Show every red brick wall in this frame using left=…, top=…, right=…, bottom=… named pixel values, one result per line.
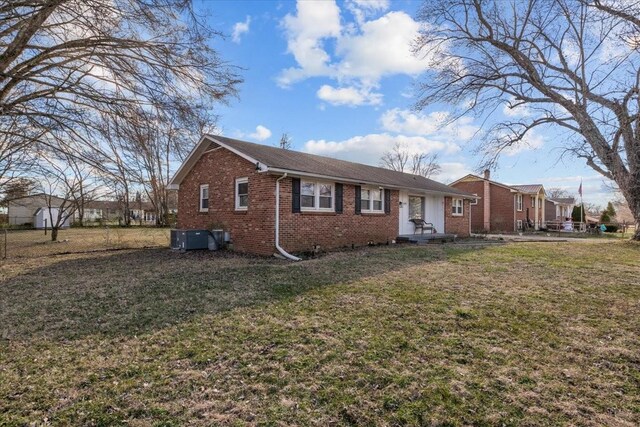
left=177, top=148, right=400, bottom=255
left=451, top=180, right=484, bottom=232
left=514, top=194, right=527, bottom=229
left=177, top=148, right=277, bottom=255
left=545, top=200, right=557, bottom=221
left=444, top=197, right=471, bottom=237
left=452, top=179, right=531, bottom=232
left=278, top=178, right=399, bottom=253
left=489, top=185, right=515, bottom=232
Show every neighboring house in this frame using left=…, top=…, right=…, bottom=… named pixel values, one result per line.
left=169, top=135, right=475, bottom=256
left=510, top=184, right=546, bottom=229
left=545, top=197, right=575, bottom=222
left=75, top=197, right=178, bottom=225
left=7, top=194, right=72, bottom=229
left=450, top=171, right=547, bottom=232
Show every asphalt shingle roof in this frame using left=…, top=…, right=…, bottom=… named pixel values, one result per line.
left=549, top=197, right=575, bottom=205
left=511, top=184, right=544, bottom=194
left=210, top=135, right=473, bottom=197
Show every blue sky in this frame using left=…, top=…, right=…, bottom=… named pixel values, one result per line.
left=196, top=0, right=615, bottom=207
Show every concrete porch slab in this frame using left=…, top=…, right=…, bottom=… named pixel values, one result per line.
left=396, top=233, right=456, bottom=244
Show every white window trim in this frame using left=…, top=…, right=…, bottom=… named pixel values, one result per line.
left=361, top=186, right=384, bottom=213
left=470, top=194, right=478, bottom=205
left=516, top=194, right=523, bottom=211
left=300, top=180, right=334, bottom=212
left=235, top=177, right=248, bottom=211
left=452, top=198, right=464, bottom=216
left=531, top=196, right=536, bottom=208
left=199, top=184, right=209, bottom=212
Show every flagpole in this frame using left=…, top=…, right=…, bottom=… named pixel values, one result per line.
left=580, top=178, right=584, bottom=232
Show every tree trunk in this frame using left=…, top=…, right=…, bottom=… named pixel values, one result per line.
left=51, top=227, right=58, bottom=242
left=631, top=205, right=640, bottom=241
left=618, top=172, right=640, bottom=240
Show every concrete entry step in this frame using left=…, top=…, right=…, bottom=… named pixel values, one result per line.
left=396, top=233, right=456, bottom=244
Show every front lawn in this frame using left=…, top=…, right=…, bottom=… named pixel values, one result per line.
left=1, top=241, right=639, bottom=425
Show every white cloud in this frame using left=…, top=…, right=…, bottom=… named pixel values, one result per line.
left=232, top=16, right=251, bottom=44
left=433, top=162, right=473, bottom=184
left=346, top=0, right=389, bottom=25
left=303, top=133, right=459, bottom=166
left=334, top=11, right=429, bottom=83
left=501, top=131, right=545, bottom=156
left=238, top=125, right=272, bottom=142
left=279, top=0, right=341, bottom=86
left=349, top=0, right=389, bottom=12
left=380, top=108, right=479, bottom=141
left=278, top=2, right=431, bottom=105
left=533, top=174, right=617, bottom=206
left=317, top=84, right=383, bottom=106
left=502, top=97, right=532, bottom=118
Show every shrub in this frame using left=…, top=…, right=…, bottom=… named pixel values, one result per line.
left=603, top=224, right=618, bottom=233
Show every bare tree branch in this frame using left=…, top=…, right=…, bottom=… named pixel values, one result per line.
left=415, top=0, right=640, bottom=238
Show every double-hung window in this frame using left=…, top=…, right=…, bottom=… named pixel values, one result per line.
left=452, top=198, right=463, bottom=216
left=235, top=178, right=248, bottom=210
left=361, top=187, right=383, bottom=213
left=199, top=184, right=209, bottom=212
left=301, top=180, right=333, bottom=211
left=516, top=194, right=523, bottom=211
left=531, top=196, right=536, bottom=208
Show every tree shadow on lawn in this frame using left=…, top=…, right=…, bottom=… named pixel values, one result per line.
left=0, top=243, right=498, bottom=342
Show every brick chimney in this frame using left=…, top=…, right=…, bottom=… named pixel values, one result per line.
left=483, top=170, right=491, bottom=231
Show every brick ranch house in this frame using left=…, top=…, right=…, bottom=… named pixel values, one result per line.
left=450, top=171, right=547, bottom=232
left=169, top=135, right=476, bottom=257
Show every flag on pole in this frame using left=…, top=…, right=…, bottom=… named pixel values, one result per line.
left=578, top=180, right=583, bottom=197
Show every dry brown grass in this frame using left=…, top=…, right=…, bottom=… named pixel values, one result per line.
left=0, top=227, right=170, bottom=259
left=1, top=239, right=639, bottom=426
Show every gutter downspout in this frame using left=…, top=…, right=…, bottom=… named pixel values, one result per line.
left=514, top=194, right=517, bottom=232
left=275, top=173, right=301, bottom=261
left=469, top=199, right=472, bottom=236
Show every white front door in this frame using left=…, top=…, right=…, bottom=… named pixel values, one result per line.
left=424, top=195, right=445, bottom=233
left=399, top=191, right=412, bottom=235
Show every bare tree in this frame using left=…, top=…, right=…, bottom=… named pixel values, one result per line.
left=414, top=0, right=640, bottom=239
left=547, top=187, right=574, bottom=199
left=98, top=104, right=205, bottom=226
left=380, top=142, right=441, bottom=178
left=65, top=154, right=101, bottom=226
left=32, top=152, right=81, bottom=241
left=279, top=133, right=292, bottom=150
left=1, top=0, right=241, bottom=169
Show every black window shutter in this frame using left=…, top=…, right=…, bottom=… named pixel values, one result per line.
left=355, top=185, right=361, bottom=215
left=384, top=188, right=391, bottom=214
left=292, top=178, right=301, bottom=213
left=335, top=183, right=343, bottom=213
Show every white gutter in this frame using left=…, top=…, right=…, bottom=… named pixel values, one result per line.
left=275, top=173, right=301, bottom=261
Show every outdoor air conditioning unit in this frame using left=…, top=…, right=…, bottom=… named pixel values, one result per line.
left=170, top=229, right=210, bottom=250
